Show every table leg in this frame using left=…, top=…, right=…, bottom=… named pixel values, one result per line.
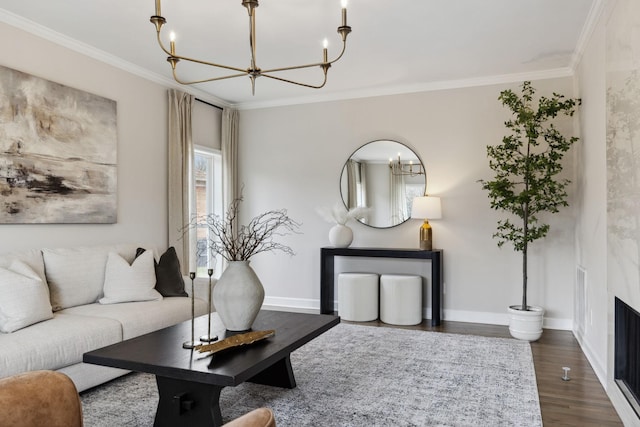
left=320, top=249, right=335, bottom=314
left=431, top=251, right=443, bottom=326
left=154, top=376, right=224, bottom=427
left=248, top=355, right=297, bottom=388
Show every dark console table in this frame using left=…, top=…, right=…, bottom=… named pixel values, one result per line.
left=320, top=247, right=443, bottom=326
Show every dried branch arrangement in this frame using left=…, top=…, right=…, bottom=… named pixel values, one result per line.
left=197, top=195, right=301, bottom=262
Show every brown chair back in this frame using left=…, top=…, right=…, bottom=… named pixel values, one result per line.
left=0, top=370, right=83, bottom=427
left=223, top=407, right=276, bottom=427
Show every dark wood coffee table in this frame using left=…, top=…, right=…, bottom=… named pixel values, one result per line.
left=83, top=310, right=339, bottom=426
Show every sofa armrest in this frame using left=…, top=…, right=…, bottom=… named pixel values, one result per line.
left=183, top=275, right=216, bottom=303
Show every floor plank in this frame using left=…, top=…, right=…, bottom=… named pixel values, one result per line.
left=347, top=319, right=623, bottom=426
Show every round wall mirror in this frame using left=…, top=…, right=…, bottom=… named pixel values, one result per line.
left=340, top=140, right=426, bottom=228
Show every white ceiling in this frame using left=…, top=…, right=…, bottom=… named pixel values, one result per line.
left=0, top=0, right=597, bottom=109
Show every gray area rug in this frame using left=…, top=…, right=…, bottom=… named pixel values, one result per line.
left=81, top=323, right=542, bottom=426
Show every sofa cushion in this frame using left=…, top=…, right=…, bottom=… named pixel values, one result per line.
left=136, top=247, right=188, bottom=297
left=43, top=245, right=138, bottom=311
left=0, top=249, right=46, bottom=285
left=57, top=362, right=129, bottom=394
left=0, top=313, right=122, bottom=379
left=99, top=251, right=162, bottom=305
left=60, top=297, right=208, bottom=340
left=0, top=260, right=53, bottom=333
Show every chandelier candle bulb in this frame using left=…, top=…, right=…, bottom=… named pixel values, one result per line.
left=169, top=32, right=176, bottom=55
left=342, top=0, right=348, bottom=26
left=323, top=39, right=328, bottom=63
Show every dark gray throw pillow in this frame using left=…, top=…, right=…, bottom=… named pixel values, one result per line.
left=135, top=247, right=188, bottom=297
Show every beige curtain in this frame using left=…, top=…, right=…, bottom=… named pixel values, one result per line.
left=346, top=160, right=358, bottom=209
left=222, top=108, right=239, bottom=225
left=389, top=164, right=408, bottom=225
left=167, top=89, right=196, bottom=275
left=346, top=160, right=367, bottom=209
left=220, top=108, right=239, bottom=272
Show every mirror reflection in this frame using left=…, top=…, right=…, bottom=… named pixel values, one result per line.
left=340, top=140, right=426, bottom=228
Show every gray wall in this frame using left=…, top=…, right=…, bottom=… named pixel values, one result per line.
left=239, top=80, right=578, bottom=328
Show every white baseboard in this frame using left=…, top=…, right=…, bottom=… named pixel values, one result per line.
left=572, top=328, right=607, bottom=385
left=263, top=296, right=572, bottom=330
left=573, top=330, right=639, bottom=425
left=543, top=317, right=573, bottom=330
left=441, top=309, right=508, bottom=325
left=263, top=296, right=319, bottom=314
left=442, top=309, right=571, bottom=330
left=606, top=380, right=640, bottom=426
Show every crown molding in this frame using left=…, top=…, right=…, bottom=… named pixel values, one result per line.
left=0, top=8, right=230, bottom=109
left=569, top=0, right=609, bottom=72
left=235, top=67, right=574, bottom=110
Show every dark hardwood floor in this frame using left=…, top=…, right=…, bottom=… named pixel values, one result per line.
left=348, top=318, right=623, bottom=426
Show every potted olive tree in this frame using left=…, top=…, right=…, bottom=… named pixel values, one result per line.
left=480, top=81, right=580, bottom=341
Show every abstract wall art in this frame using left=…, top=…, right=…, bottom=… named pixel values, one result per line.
left=0, top=65, right=117, bottom=223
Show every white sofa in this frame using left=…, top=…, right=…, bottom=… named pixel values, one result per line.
left=0, top=244, right=211, bottom=392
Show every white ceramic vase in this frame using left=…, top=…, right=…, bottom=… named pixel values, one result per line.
left=329, top=224, right=353, bottom=248
left=508, top=305, right=544, bottom=341
left=213, top=261, right=265, bottom=331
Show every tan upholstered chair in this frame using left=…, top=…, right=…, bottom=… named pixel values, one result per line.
left=0, top=370, right=273, bottom=427
left=224, top=407, right=276, bottom=427
left=0, top=370, right=83, bottom=427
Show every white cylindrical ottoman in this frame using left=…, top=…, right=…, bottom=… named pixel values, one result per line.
left=338, top=273, right=379, bottom=322
left=380, top=274, right=422, bottom=325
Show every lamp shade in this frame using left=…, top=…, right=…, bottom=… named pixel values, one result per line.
left=411, top=196, right=442, bottom=220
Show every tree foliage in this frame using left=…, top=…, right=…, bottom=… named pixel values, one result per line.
left=479, top=81, right=580, bottom=309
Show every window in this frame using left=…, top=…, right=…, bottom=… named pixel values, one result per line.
left=194, top=146, right=222, bottom=278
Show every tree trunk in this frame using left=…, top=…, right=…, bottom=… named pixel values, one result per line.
left=522, top=137, right=531, bottom=311
left=522, top=236, right=528, bottom=311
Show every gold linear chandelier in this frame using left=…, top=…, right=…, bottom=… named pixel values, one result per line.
left=389, top=154, right=425, bottom=177
left=150, top=0, right=352, bottom=95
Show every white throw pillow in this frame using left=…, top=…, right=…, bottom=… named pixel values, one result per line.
left=99, top=250, right=162, bottom=304
left=43, top=246, right=112, bottom=311
left=0, top=249, right=47, bottom=285
left=43, top=244, right=139, bottom=311
left=0, top=260, right=53, bottom=333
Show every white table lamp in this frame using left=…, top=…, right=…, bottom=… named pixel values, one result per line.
left=411, top=196, right=442, bottom=250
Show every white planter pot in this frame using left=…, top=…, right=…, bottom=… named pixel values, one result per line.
left=329, top=224, right=353, bottom=248
left=213, top=261, right=265, bottom=331
left=508, top=305, right=544, bottom=341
